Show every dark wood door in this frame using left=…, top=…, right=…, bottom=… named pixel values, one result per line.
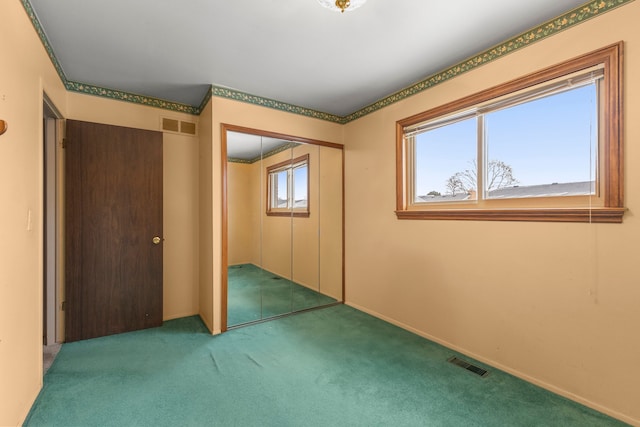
left=65, top=120, right=163, bottom=342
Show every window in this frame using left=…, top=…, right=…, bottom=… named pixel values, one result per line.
left=396, top=43, right=624, bottom=223
left=266, top=154, right=310, bottom=217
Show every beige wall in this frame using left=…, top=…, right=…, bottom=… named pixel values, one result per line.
left=163, top=132, right=200, bottom=320
left=227, top=161, right=260, bottom=266
left=0, top=1, right=67, bottom=425
left=318, top=146, right=343, bottom=300
left=343, top=3, right=640, bottom=424
left=198, top=100, right=215, bottom=332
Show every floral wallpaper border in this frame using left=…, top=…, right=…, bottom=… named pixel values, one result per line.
left=212, top=86, right=343, bottom=123
left=341, top=0, right=633, bottom=123
left=65, top=81, right=201, bottom=115
left=23, top=0, right=633, bottom=122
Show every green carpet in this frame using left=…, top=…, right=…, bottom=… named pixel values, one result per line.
left=227, top=264, right=337, bottom=327
left=25, top=305, right=627, bottom=427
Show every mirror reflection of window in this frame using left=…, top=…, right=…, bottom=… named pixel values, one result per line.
left=293, top=163, right=308, bottom=209
left=266, top=154, right=310, bottom=217
left=273, top=170, right=288, bottom=208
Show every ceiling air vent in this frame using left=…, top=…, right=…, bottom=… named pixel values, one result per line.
left=160, top=117, right=198, bottom=137
left=448, top=356, right=489, bottom=377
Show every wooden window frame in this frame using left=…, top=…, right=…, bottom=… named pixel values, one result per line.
left=266, top=154, right=310, bottom=218
left=395, top=42, right=625, bottom=223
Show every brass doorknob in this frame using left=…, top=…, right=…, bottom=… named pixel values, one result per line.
left=152, top=236, right=162, bottom=245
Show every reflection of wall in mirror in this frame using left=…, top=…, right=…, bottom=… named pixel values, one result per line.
left=319, top=146, right=343, bottom=300
left=227, top=161, right=260, bottom=266
left=288, top=145, right=319, bottom=290
left=227, top=143, right=342, bottom=299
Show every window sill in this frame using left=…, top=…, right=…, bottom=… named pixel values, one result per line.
left=266, top=211, right=310, bottom=218
left=395, top=207, right=625, bottom=223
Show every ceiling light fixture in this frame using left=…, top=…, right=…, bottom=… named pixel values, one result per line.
left=317, top=0, right=367, bottom=13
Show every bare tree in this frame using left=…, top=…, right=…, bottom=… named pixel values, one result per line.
left=446, top=159, right=518, bottom=195
left=445, top=174, right=466, bottom=196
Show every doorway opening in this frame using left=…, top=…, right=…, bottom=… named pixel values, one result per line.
left=43, top=93, right=63, bottom=373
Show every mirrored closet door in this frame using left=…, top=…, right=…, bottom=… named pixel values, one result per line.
left=223, top=125, right=343, bottom=329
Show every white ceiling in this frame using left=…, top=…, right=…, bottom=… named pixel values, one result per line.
left=226, top=132, right=292, bottom=161
left=29, top=0, right=588, bottom=117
